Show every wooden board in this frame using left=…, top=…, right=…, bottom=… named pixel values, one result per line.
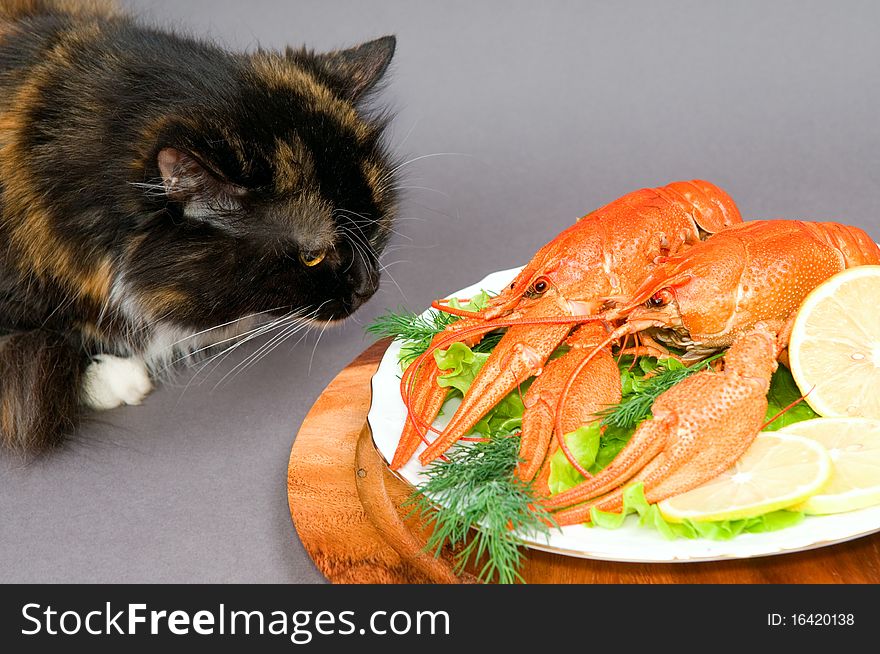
left=287, top=339, right=880, bottom=583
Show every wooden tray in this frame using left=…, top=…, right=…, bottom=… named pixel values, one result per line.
left=287, top=339, right=880, bottom=583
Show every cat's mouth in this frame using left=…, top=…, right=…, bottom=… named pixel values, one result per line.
left=310, top=293, right=374, bottom=323
left=261, top=291, right=374, bottom=328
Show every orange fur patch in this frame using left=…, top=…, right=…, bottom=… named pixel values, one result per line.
left=250, top=54, right=369, bottom=142
left=361, top=159, right=389, bottom=205
left=0, top=0, right=119, bottom=21
left=144, top=288, right=189, bottom=317
left=0, top=58, right=113, bottom=305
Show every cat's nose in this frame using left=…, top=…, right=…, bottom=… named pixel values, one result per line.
left=348, top=272, right=379, bottom=310
left=353, top=275, right=379, bottom=302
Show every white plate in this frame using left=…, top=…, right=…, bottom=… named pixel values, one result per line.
left=368, top=266, right=880, bottom=563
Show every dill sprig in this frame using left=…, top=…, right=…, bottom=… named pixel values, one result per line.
left=600, top=352, right=726, bottom=430
left=367, top=300, right=503, bottom=365
left=404, top=435, right=555, bottom=584
left=367, top=308, right=459, bottom=364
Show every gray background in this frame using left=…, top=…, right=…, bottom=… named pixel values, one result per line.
left=2, top=0, right=878, bottom=583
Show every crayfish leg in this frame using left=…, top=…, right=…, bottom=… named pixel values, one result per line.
left=517, top=325, right=621, bottom=482
left=392, top=363, right=448, bottom=469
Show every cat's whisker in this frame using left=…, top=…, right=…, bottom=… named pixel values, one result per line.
left=401, top=199, right=458, bottom=221
left=252, top=317, right=317, bottom=365
left=335, top=228, right=368, bottom=275
left=178, top=310, right=309, bottom=394
left=338, top=224, right=378, bottom=264
left=287, top=319, right=317, bottom=353
left=376, top=261, right=407, bottom=301
left=379, top=242, right=440, bottom=259
left=242, top=310, right=322, bottom=373
left=165, top=321, right=272, bottom=369
left=394, top=117, right=420, bottom=151
left=389, top=185, right=452, bottom=199
left=380, top=152, right=474, bottom=183
left=335, top=208, right=413, bottom=250
left=335, top=219, right=408, bottom=301
left=378, top=227, right=413, bottom=242
left=165, top=315, right=284, bottom=369
left=335, top=209, right=378, bottom=238
left=308, top=317, right=332, bottom=375
left=341, top=224, right=372, bottom=257
left=189, top=308, right=307, bottom=372
left=211, top=301, right=329, bottom=388
left=379, top=259, right=410, bottom=268
left=211, top=319, right=309, bottom=388
left=214, top=302, right=324, bottom=373
left=165, top=306, right=290, bottom=352
left=128, top=181, right=171, bottom=197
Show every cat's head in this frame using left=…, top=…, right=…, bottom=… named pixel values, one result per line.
left=123, top=36, right=399, bottom=330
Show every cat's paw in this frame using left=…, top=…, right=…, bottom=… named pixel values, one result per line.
left=82, top=355, right=154, bottom=411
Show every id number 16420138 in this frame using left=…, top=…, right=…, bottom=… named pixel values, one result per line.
left=768, top=613, right=855, bottom=627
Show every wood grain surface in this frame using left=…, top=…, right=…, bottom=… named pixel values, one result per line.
left=287, top=339, right=880, bottom=584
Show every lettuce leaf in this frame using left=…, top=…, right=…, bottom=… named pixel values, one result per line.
left=589, top=483, right=805, bottom=540
left=473, top=390, right=527, bottom=437
left=448, top=290, right=491, bottom=313
left=548, top=425, right=601, bottom=495
left=763, top=366, right=819, bottom=431
left=434, top=342, right=490, bottom=397
left=548, top=422, right=636, bottom=495
left=433, top=342, right=528, bottom=438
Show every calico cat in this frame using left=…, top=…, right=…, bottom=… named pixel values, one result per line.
left=0, top=0, right=399, bottom=453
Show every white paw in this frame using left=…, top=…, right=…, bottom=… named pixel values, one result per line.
left=82, top=355, right=154, bottom=411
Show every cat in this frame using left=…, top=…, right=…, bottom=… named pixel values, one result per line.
left=0, top=0, right=399, bottom=453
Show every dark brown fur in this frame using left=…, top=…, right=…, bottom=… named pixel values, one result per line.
left=0, top=0, right=399, bottom=453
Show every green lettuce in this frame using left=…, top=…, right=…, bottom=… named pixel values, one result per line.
left=589, top=483, right=805, bottom=540
left=448, top=290, right=491, bottom=313
left=618, top=355, right=681, bottom=395
left=433, top=342, right=528, bottom=438
left=763, top=366, right=819, bottom=430
left=473, top=390, right=527, bottom=437
left=434, top=342, right=490, bottom=397
left=548, top=423, right=634, bottom=495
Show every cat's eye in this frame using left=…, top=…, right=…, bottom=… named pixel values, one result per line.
left=299, top=251, right=326, bottom=267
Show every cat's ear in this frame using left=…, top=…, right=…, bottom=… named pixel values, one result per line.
left=312, top=36, right=396, bottom=102
left=157, top=148, right=242, bottom=203
left=158, top=148, right=207, bottom=199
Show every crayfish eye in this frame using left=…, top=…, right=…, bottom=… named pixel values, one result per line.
left=299, top=250, right=326, bottom=267
left=647, top=289, right=673, bottom=308
left=526, top=276, right=551, bottom=298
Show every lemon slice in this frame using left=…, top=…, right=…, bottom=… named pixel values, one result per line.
left=658, top=433, right=832, bottom=523
left=788, top=265, right=880, bottom=420
left=777, top=418, right=880, bottom=515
